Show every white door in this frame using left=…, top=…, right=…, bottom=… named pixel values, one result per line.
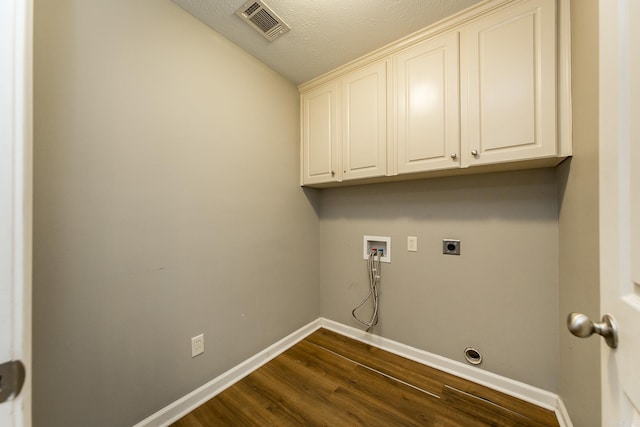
left=0, top=0, right=32, bottom=425
left=460, top=0, right=557, bottom=167
left=341, top=60, right=387, bottom=181
left=394, top=32, right=460, bottom=174
left=301, top=81, right=340, bottom=185
left=599, top=0, right=640, bottom=425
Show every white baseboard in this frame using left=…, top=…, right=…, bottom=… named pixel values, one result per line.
left=132, top=319, right=322, bottom=427
left=134, top=317, right=571, bottom=427
left=555, top=395, right=574, bottom=427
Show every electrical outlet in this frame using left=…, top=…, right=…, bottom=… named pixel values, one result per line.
left=191, top=334, right=204, bottom=358
left=407, top=236, right=418, bottom=252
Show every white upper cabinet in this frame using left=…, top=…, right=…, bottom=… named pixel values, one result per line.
left=393, top=32, right=460, bottom=174
left=460, top=0, right=557, bottom=166
left=301, top=61, right=387, bottom=185
left=341, top=61, right=388, bottom=181
left=299, top=0, right=570, bottom=187
left=301, top=81, right=339, bottom=185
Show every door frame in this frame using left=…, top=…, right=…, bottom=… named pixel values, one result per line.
left=0, top=0, right=33, bottom=425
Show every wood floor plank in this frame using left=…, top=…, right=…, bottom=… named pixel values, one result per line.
left=279, top=344, right=411, bottom=425
left=285, top=341, right=487, bottom=426
left=271, top=342, right=471, bottom=426
left=172, top=380, right=278, bottom=426
left=250, top=351, right=360, bottom=425
left=442, top=380, right=560, bottom=427
left=306, top=328, right=559, bottom=427
left=441, top=385, right=549, bottom=427
left=172, top=328, right=561, bottom=427
left=304, top=328, right=455, bottom=396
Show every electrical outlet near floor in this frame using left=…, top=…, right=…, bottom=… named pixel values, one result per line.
left=191, top=334, right=204, bottom=358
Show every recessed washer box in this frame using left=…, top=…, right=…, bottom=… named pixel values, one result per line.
left=363, top=235, right=391, bottom=263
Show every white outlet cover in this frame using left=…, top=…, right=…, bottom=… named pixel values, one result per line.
left=407, top=236, right=418, bottom=252
left=191, top=333, right=204, bottom=358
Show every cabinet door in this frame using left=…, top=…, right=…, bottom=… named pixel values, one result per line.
left=341, top=61, right=387, bottom=180
left=461, top=0, right=556, bottom=167
left=301, top=81, right=339, bottom=185
left=394, top=32, right=460, bottom=174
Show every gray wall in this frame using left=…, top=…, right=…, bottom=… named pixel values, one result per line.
left=319, top=170, right=560, bottom=391
left=32, top=1, right=320, bottom=426
left=32, top=0, right=599, bottom=425
left=557, top=0, right=601, bottom=425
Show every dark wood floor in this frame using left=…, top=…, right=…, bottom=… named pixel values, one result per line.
left=172, top=328, right=560, bottom=426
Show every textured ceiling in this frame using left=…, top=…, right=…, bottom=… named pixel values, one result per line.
left=172, top=0, right=483, bottom=85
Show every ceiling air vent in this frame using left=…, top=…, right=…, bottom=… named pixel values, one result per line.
left=235, top=0, right=290, bottom=41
